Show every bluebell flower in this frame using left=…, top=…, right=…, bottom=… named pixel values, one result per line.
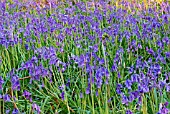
left=32, top=103, right=41, bottom=114
left=59, top=84, right=65, bottom=90
left=138, top=43, right=142, bottom=49
left=6, top=110, right=10, bottom=114
left=116, top=83, right=122, bottom=94
left=126, top=109, right=133, bottom=114
left=158, top=55, right=166, bottom=64
left=3, top=94, right=11, bottom=102
left=60, top=92, right=65, bottom=101
left=11, top=74, right=20, bottom=91
left=128, top=93, right=135, bottom=102
left=112, top=63, right=117, bottom=72
left=95, top=90, right=98, bottom=97
left=121, top=94, right=128, bottom=105
left=118, top=72, right=121, bottom=78
left=80, top=92, right=83, bottom=98
left=157, top=40, right=164, bottom=48
left=131, top=91, right=140, bottom=99
left=66, top=79, right=70, bottom=87
left=162, top=37, right=169, bottom=44
left=99, top=58, right=105, bottom=65
left=125, top=79, right=132, bottom=90
left=128, top=66, right=134, bottom=74
left=86, top=83, right=91, bottom=94
left=108, top=96, right=114, bottom=103
left=0, top=76, right=4, bottom=90
left=165, top=52, right=170, bottom=58
left=166, top=84, right=170, bottom=92
left=146, top=47, right=155, bottom=56
left=157, top=102, right=169, bottom=114
left=23, top=90, right=31, bottom=100
left=12, top=108, right=19, bottom=114
left=131, top=74, right=139, bottom=83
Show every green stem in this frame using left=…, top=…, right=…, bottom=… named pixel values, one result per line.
left=60, top=71, right=70, bottom=114
left=102, top=40, right=108, bottom=114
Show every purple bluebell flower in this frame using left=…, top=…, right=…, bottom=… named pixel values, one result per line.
left=60, top=92, right=65, bottom=100
left=125, top=79, right=132, bottom=90
left=138, top=43, right=142, bottom=49
left=0, top=76, right=4, bottom=90
left=158, top=55, right=166, bottom=64
left=25, top=44, right=29, bottom=50
left=116, top=83, right=122, bottom=94
left=0, top=59, right=2, bottom=65
left=162, top=14, right=169, bottom=24
left=137, top=95, right=142, bottom=105
left=136, top=58, right=142, bottom=69
left=128, top=66, right=134, bottom=74
left=99, top=58, right=105, bottom=65
left=95, top=68, right=103, bottom=88
left=59, top=84, right=65, bottom=90
left=112, top=63, right=117, bottom=72
left=3, top=94, right=11, bottom=102
left=12, top=108, right=19, bottom=114
left=32, top=103, right=41, bottom=114
left=126, top=110, right=133, bottom=114
left=141, top=80, right=149, bottom=92
left=114, top=54, right=119, bottom=63
left=105, top=77, right=109, bottom=85
left=154, top=51, right=160, bottom=70
left=148, top=58, right=152, bottom=64
left=66, top=79, right=70, bottom=87
left=105, top=68, right=110, bottom=77
left=146, top=47, right=155, bottom=56
left=166, top=84, right=170, bottom=92
left=158, top=102, right=169, bottom=114
left=121, top=94, right=129, bottom=105
left=6, top=110, right=10, bottom=114
left=96, top=90, right=99, bottom=97
left=118, top=72, right=121, bottom=78
left=158, top=107, right=170, bottom=114
left=131, top=74, right=139, bottom=83
left=86, top=86, right=90, bottom=95
left=157, top=40, right=164, bottom=48
left=131, top=91, right=140, bottom=99
left=11, top=74, right=20, bottom=91
left=92, top=44, right=98, bottom=52
left=162, top=37, right=169, bottom=44
left=128, top=93, right=135, bottom=102
left=108, top=96, right=114, bottom=103
left=23, top=90, right=31, bottom=100
left=80, top=92, right=83, bottom=98
left=165, top=52, right=170, bottom=58
left=164, top=102, right=169, bottom=107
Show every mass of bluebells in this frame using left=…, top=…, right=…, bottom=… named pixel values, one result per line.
left=0, top=0, right=170, bottom=113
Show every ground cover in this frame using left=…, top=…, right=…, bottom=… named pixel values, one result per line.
left=0, top=0, right=170, bottom=114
